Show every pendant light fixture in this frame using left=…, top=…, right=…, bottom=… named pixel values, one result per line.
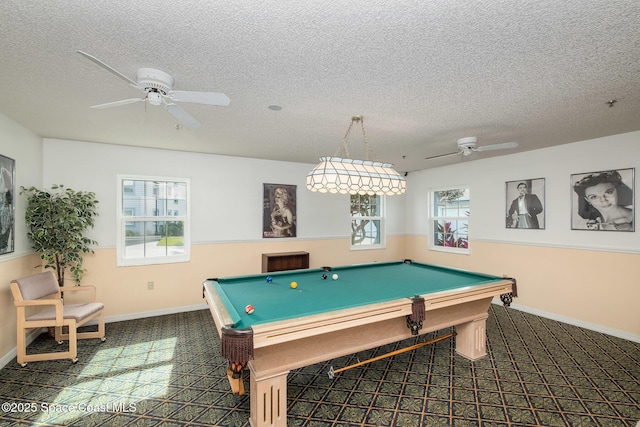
left=306, top=116, right=406, bottom=195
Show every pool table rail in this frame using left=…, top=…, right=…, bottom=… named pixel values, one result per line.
left=251, top=298, right=413, bottom=348
left=204, top=280, right=237, bottom=337
left=422, top=280, right=514, bottom=310
left=204, top=277, right=513, bottom=351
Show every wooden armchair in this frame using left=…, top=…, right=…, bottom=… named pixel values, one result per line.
left=10, top=271, right=106, bottom=366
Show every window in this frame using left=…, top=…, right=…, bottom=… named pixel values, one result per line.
left=429, top=187, right=469, bottom=253
left=350, top=194, right=385, bottom=249
left=117, top=175, right=190, bottom=266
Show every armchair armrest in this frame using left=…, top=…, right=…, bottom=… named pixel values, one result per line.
left=14, top=298, right=65, bottom=326
left=14, top=298, right=63, bottom=308
left=59, top=285, right=97, bottom=302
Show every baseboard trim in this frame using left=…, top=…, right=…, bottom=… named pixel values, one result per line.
left=0, top=328, right=46, bottom=369
left=492, top=299, right=640, bottom=343
left=104, top=303, right=208, bottom=324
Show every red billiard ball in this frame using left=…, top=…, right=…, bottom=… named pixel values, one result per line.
left=245, top=305, right=254, bottom=314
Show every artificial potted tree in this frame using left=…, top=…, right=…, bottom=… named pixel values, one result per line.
left=20, top=184, right=99, bottom=286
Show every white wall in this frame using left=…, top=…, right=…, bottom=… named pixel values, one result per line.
left=406, top=131, right=640, bottom=253
left=43, top=139, right=406, bottom=246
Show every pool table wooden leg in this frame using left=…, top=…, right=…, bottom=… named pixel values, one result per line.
left=454, top=314, right=489, bottom=361
left=226, top=368, right=245, bottom=395
left=249, top=362, right=289, bottom=427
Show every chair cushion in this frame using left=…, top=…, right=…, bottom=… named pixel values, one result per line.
left=14, top=271, right=59, bottom=300
left=26, top=303, right=104, bottom=322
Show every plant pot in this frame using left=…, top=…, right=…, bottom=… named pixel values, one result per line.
left=47, top=325, right=70, bottom=337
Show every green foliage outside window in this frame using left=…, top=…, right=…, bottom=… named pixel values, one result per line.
left=433, top=188, right=469, bottom=250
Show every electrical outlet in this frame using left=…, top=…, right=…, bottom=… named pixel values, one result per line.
left=147, top=281, right=154, bottom=290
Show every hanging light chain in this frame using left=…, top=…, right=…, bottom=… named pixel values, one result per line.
left=358, top=116, right=374, bottom=161
left=335, top=117, right=356, bottom=158
left=333, top=115, right=375, bottom=161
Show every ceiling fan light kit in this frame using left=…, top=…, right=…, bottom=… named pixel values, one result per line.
left=456, top=137, right=478, bottom=156
left=306, top=116, right=406, bottom=196
left=146, top=91, right=163, bottom=106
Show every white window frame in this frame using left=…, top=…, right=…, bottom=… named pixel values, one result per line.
left=428, top=186, right=470, bottom=254
left=350, top=194, right=386, bottom=250
left=116, top=175, right=190, bottom=266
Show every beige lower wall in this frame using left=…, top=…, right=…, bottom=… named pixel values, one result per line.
left=406, top=236, right=640, bottom=338
left=0, top=254, right=43, bottom=359
left=2, top=235, right=638, bottom=365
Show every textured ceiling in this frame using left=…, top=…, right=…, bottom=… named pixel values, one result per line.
left=1, top=0, right=639, bottom=172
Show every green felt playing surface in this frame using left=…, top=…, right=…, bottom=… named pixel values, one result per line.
left=206, top=260, right=503, bottom=329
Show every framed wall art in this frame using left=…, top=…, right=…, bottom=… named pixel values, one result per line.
left=571, top=168, right=634, bottom=231
left=505, top=178, right=545, bottom=229
left=0, top=154, right=15, bottom=254
left=263, top=183, right=297, bottom=238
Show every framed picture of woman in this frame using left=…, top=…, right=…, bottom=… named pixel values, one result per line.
left=263, top=184, right=297, bottom=238
left=571, top=168, right=634, bottom=231
left=0, top=154, right=16, bottom=255
left=505, top=178, right=545, bottom=229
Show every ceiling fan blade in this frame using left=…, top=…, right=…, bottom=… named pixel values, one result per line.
left=475, top=141, right=519, bottom=152
left=166, top=103, right=201, bottom=129
left=90, top=98, right=146, bottom=109
left=77, top=50, right=140, bottom=89
left=169, top=90, right=230, bottom=106
left=425, top=151, right=462, bottom=161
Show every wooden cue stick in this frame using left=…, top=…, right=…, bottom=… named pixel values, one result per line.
left=330, top=332, right=456, bottom=377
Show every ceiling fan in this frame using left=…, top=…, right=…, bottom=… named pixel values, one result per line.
left=77, top=50, right=230, bottom=129
left=425, top=137, right=519, bottom=160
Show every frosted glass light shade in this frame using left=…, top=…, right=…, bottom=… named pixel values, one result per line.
left=306, top=157, right=406, bottom=195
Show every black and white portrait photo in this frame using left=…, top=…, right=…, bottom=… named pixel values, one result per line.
left=263, top=184, right=297, bottom=238
left=571, top=168, right=634, bottom=231
left=0, top=154, right=15, bottom=255
left=506, top=178, right=545, bottom=229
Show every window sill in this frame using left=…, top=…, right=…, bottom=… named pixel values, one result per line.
left=117, top=256, right=191, bottom=267
left=428, top=245, right=470, bottom=255
left=350, top=244, right=386, bottom=251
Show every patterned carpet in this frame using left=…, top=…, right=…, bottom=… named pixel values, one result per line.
left=0, top=306, right=638, bottom=426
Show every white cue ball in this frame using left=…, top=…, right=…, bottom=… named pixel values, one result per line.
left=332, top=273, right=339, bottom=280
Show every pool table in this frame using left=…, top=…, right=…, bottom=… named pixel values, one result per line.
left=203, top=260, right=515, bottom=427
